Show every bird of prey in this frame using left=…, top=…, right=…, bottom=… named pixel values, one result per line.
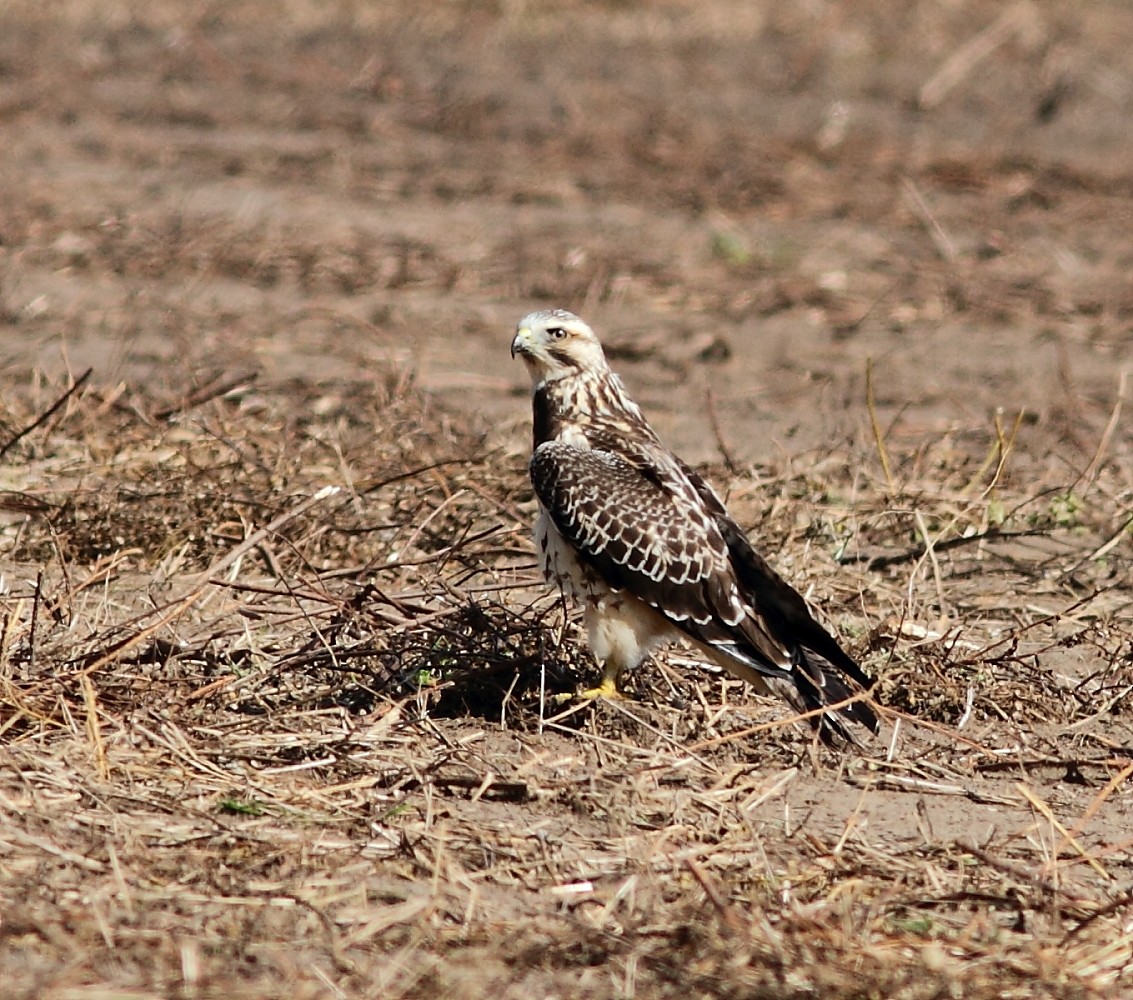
left=511, top=309, right=878, bottom=744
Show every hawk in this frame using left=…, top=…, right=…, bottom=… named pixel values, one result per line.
left=511, top=309, right=877, bottom=744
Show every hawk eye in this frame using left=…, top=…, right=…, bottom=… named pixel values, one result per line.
left=547, top=327, right=567, bottom=340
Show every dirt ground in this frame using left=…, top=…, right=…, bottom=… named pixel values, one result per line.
left=2, top=1, right=1132, bottom=997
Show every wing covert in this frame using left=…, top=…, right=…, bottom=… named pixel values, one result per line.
left=531, top=441, right=717, bottom=603
left=530, top=440, right=794, bottom=675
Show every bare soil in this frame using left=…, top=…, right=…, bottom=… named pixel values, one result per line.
left=1, top=2, right=1132, bottom=997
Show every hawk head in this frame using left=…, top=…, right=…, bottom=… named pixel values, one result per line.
left=511, top=309, right=608, bottom=385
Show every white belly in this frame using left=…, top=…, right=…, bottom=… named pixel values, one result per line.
left=535, top=505, right=679, bottom=672
left=585, top=593, right=676, bottom=672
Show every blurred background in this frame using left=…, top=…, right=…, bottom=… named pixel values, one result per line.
left=2, top=0, right=1131, bottom=467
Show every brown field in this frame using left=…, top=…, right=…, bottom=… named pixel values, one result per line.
left=2, top=2, right=1132, bottom=997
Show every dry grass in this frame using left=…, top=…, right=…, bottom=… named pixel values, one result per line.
left=1, top=355, right=1131, bottom=1000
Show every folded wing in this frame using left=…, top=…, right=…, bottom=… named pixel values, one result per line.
left=532, top=440, right=877, bottom=741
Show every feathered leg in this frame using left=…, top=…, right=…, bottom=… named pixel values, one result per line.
left=561, top=595, right=666, bottom=701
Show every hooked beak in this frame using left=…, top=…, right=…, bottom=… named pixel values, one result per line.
left=511, top=326, right=533, bottom=359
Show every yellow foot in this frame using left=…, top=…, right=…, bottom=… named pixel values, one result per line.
left=580, top=676, right=625, bottom=700
left=552, top=676, right=625, bottom=703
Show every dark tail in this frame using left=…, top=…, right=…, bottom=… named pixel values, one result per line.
left=679, top=463, right=878, bottom=744
left=789, top=648, right=879, bottom=746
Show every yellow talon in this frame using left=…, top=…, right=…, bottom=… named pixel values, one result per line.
left=553, top=669, right=625, bottom=703
left=577, top=675, right=625, bottom=700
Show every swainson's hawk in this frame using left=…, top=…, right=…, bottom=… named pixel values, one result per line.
left=511, top=309, right=877, bottom=744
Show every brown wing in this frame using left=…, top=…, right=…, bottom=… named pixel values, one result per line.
left=530, top=440, right=798, bottom=680
left=677, top=460, right=876, bottom=690
left=676, top=460, right=878, bottom=736
left=532, top=438, right=877, bottom=741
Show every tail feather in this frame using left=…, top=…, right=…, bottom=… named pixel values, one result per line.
left=778, top=649, right=878, bottom=746
left=702, top=639, right=878, bottom=746
left=799, top=648, right=879, bottom=743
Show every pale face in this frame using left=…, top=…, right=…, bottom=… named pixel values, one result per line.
left=511, top=309, right=608, bottom=386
